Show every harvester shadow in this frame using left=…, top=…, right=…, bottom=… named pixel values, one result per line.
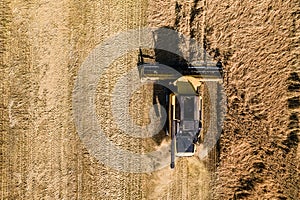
left=151, top=83, right=172, bottom=146
left=153, top=26, right=189, bottom=70
left=148, top=26, right=190, bottom=146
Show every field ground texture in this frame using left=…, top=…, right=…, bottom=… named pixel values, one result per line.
left=1, top=0, right=299, bottom=199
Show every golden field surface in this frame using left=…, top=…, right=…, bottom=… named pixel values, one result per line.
left=1, top=0, right=299, bottom=199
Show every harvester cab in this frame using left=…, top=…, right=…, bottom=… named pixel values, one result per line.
left=137, top=49, right=223, bottom=169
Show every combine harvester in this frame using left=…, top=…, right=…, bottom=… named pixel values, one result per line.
left=138, top=49, right=223, bottom=169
